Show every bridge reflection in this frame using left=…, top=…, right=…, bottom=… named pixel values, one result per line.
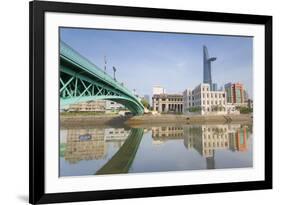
left=60, top=124, right=251, bottom=175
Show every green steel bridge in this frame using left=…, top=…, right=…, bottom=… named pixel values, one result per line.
left=60, top=41, right=145, bottom=115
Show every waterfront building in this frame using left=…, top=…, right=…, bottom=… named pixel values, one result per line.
left=152, top=85, right=166, bottom=95
left=224, top=82, right=245, bottom=104
left=243, top=90, right=249, bottom=103
left=105, top=100, right=124, bottom=111
left=203, top=46, right=217, bottom=90
left=152, top=93, right=183, bottom=113
left=68, top=100, right=106, bottom=112
left=247, top=99, right=253, bottom=109
left=68, top=100, right=124, bottom=112
left=183, top=83, right=227, bottom=115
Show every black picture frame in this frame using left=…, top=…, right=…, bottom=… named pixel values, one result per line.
left=29, top=0, right=272, bottom=204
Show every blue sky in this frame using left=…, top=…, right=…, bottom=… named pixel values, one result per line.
left=60, top=28, right=253, bottom=98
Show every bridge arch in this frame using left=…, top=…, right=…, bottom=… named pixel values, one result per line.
left=60, top=41, right=145, bottom=115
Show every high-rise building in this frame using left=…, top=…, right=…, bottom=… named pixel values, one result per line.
left=203, top=46, right=217, bottom=90
left=212, top=83, right=218, bottom=91
left=224, top=83, right=245, bottom=104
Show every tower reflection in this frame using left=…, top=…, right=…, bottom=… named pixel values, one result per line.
left=152, top=124, right=251, bottom=169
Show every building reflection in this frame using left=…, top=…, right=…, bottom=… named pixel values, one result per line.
left=152, top=124, right=251, bottom=169
left=60, top=128, right=130, bottom=164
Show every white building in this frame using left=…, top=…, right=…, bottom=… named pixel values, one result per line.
left=67, top=100, right=124, bottom=113
left=68, top=100, right=106, bottom=112
left=183, top=83, right=227, bottom=115
left=105, top=100, right=125, bottom=111
left=152, top=86, right=166, bottom=95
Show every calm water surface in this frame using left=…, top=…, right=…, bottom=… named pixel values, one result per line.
left=59, top=123, right=253, bottom=176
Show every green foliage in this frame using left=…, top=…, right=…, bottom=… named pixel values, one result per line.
left=212, top=105, right=224, bottom=112
left=187, top=106, right=201, bottom=112
left=235, top=106, right=253, bottom=114
left=141, top=99, right=150, bottom=109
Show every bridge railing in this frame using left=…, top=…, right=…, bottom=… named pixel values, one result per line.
left=60, top=41, right=141, bottom=103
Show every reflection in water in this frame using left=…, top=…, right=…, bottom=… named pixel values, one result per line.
left=60, top=128, right=130, bottom=163
left=60, top=124, right=252, bottom=176
left=151, top=124, right=250, bottom=170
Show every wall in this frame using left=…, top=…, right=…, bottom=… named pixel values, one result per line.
left=0, top=0, right=279, bottom=204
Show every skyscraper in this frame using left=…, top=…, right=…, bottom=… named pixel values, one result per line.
left=203, top=46, right=217, bottom=90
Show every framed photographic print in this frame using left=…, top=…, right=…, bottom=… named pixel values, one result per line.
left=29, top=0, right=272, bottom=204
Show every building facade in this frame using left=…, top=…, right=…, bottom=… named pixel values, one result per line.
left=152, top=94, right=183, bottom=113
left=105, top=100, right=125, bottom=111
left=68, top=100, right=106, bottom=112
left=67, top=100, right=124, bottom=112
left=183, top=83, right=227, bottom=115
left=224, top=82, right=245, bottom=104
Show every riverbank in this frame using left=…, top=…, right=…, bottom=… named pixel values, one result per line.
left=126, top=114, right=252, bottom=126
left=60, top=113, right=252, bottom=127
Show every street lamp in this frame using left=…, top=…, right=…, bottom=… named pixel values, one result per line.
left=113, top=66, right=117, bottom=80
left=133, top=89, right=136, bottom=95
left=104, top=56, right=107, bottom=74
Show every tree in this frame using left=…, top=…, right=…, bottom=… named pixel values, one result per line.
left=187, top=106, right=201, bottom=112
left=141, top=99, right=150, bottom=109
left=235, top=106, right=253, bottom=114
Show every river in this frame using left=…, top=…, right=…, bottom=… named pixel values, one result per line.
left=59, top=123, right=252, bottom=176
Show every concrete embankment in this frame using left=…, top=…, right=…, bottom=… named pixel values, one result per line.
left=61, top=113, right=252, bottom=128
left=125, top=114, right=252, bottom=126
left=60, top=114, right=127, bottom=128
